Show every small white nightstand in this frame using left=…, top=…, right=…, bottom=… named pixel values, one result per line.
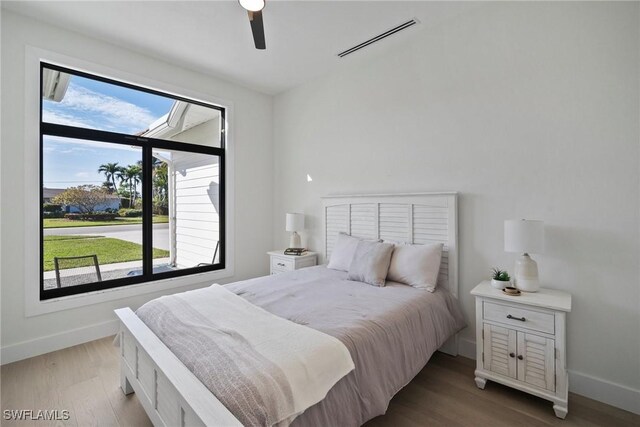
left=268, top=251, right=317, bottom=275
left=471, top=281, right=572, bottom=419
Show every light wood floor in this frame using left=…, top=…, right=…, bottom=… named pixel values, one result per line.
left=1, top=336, right=638, bottom=426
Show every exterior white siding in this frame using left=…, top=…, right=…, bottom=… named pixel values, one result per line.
left=172, top=153, right=220, bottom=268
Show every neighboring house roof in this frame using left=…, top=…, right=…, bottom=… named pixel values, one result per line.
left=42, top=69, right=71, bottom=102
left=43, top=188, right=66, bottom=199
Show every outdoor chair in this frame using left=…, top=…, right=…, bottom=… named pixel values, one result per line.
left=197, top=241, right=220, bottom=267
left=54, top=255, right=102, bottom=288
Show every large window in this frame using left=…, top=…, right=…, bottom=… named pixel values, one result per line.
left=40, top=63, right=225, bottom=300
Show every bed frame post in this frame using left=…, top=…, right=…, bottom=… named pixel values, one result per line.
left=117, top=330, right=135, bottom=395
left=120, top=369, right=134, bottom=395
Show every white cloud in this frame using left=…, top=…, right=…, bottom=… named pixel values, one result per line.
left=42, top=110, right=93, bottom=128
left=59, top=84, right=157, bottom=132
left=44, top=82, right=160, bottom=134
left=75, top=172, right=90, bottom=178
left=42, top=135, right=140, bottom=153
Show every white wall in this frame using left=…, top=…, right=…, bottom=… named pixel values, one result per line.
left=273, top=2, right=639, bottom=412
left=2, top=0, right=639, bottom=415
left=1, top=11, right=273, bottom=359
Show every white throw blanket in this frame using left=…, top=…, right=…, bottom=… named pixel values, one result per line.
left=136, top=284, right=354, bottom=426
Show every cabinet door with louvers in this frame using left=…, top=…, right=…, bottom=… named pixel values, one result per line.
left=517, top=332, right=555, bottom=391
left=483, top=324, right=517, bottom=379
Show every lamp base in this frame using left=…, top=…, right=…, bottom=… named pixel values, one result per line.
left=289, top=231, right=302, bottom=249
left=514, top=253, right=540, bottom=292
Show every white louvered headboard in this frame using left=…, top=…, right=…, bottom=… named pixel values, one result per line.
left=322, top=192, right=458, bottom=298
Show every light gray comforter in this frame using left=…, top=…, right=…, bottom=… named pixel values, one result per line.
left=226, top=266, right=466, bottom=426
left=136, top=284, right=354, bottom=427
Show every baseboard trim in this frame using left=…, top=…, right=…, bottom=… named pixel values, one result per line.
left=456, top=338, right=639, bottom=415
left=458, top=337, right=476, bottom=360
left=569, top=369, right=640, bottom=415
left=1, top=319, right=119, bottom=365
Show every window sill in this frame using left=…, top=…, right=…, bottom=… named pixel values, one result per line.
left=26, top=267, right=234, bottom=317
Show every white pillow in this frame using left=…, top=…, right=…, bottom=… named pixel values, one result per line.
left=387, top=243, right=444, bottom=292
left=327, top=233, right=362, bottom=271
left=347, top=240, right=395, bottom=287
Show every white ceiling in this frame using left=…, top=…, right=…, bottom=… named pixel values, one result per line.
left=3, top=1, right=481, bottom=94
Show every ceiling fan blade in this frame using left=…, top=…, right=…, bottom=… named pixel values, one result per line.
left=248, top=10, right=266, bottom=50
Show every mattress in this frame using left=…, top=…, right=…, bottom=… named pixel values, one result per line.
left=226, top=265, right=466, bottom=426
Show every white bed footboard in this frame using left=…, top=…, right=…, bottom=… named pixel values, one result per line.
left=115, top=308, right=241, bottom=427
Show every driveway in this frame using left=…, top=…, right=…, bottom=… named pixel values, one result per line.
left=44, top=223, right=170, bottom=251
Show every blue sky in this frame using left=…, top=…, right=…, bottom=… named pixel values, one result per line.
left=43, top=136, right=142, bottom=188
left=43, top=72, right=174, bottom=188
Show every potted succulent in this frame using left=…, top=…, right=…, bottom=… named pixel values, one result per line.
left=491, top=268, right=511, bottom=289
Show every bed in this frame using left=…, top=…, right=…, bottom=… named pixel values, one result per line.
left=115, top=192, right=463, bottom=427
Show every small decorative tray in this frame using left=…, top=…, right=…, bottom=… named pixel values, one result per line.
left=502, top=287, right=521, bottom=296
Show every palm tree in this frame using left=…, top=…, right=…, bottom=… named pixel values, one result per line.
left=153, top=161, right=168, bottom=213
left=98, top=162, right=121, bottom=193
left=120, top=164, right=142, bottom=207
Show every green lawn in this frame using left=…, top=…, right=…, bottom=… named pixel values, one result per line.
left=43, top=235, right=169, bottom=271
left=44, top=215, right=169, bottom=229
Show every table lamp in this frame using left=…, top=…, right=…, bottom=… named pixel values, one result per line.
left=504, top=219, right=544, bottom=292
left=286, top=213, right=305, bottom=249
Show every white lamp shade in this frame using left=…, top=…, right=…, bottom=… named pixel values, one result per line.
left=238, top=0, right=265, bottom=12
left=504, top=219, right=544, bottom=254
left=286, top=213, right=305, bottom=232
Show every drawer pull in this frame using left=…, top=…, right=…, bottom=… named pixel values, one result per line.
left=517, top=355, right=524, bottom=360
left=507, top=314, right=526, bottom=322
left=277, top=263, right=285, bottom=267
left=509, top=352, right=515, bottom=358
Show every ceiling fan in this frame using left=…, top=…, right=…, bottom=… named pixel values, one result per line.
left=239, top=0, right=266, bottom=50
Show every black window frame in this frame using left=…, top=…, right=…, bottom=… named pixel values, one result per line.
left=40, top=62, right=226, bottom=300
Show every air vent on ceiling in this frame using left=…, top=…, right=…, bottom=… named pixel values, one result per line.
left=337, top=18, right=420, bottom=58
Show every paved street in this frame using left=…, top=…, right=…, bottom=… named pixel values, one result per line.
left=44, top=223, right=170, bottom=251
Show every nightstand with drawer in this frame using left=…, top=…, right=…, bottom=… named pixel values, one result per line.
left=268, top=251, right=317, bottom=275
left=471, top=281, right=572, bottom=419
